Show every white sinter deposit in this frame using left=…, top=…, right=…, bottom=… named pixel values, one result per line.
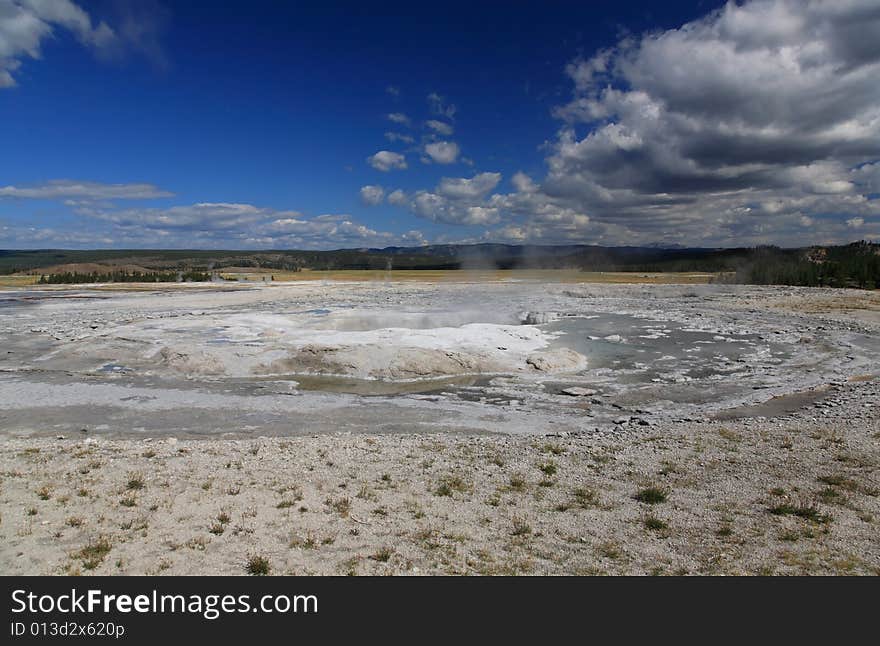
left=110, top=308, right=587, bottom=380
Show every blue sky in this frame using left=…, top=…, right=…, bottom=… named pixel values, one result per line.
left=1, top=0, right=879, bottom=249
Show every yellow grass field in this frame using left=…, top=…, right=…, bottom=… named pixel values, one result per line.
left=218, top=269, right=720, bottom=284
left=0, top=269, right=720, bottom=288
left=0, top=275, right=41, bottom=288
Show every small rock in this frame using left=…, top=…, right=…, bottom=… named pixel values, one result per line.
left=561, top=387, right=597, bottom=397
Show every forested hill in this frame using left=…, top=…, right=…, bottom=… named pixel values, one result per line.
left=1, top=241, right=878, bottom=288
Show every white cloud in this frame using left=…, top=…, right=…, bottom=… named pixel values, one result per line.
left=387, top=189, right=407, bottom=206
left=367, top=150, right=407, bottom=172
left=384, top=131, right=414, bottom=144
left=359, top=184, right=385, bottom=205
left=436, top=173, right=500, bottom=200
left=0, top=179, right=173, bottom=200
left=846, top=217, right=864, bottom=229
left=378, top=0, right=878, bottom=246
left=423, top=141, right=460, bottom=164
left=386, top=112, right=410, bottom=126
left=425, top=119, right=453, bottom=136
left=4, top=201, right=427, bottom=249
left=79, top=202, right=279, bottom=230
left=385, top=85, right=400, bottom=97
left=388, top=173, right=503, bottom=226
left=0, top=0, right=118, bottom=87
left=528, top=0, right=880, bottom=245
left=427, top=92, right=456, bottom=120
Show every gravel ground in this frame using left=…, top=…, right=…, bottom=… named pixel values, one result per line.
left=1, top=377, right=877, bottom=576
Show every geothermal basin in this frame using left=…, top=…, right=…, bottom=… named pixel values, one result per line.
left=0, top=279, right=878, bottom=438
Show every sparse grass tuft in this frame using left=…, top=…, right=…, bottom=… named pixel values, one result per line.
left=634, top=486, right=668, bottom=505
left=325, top=496, right=352, bottom=517
left=511, top=518, right=532, bottom=536
left=643, top=515, right=668, bottom=532
left=126, top=473, right=145, bottom=491
left=537, top=461, right=557, bottom=476
left=715, top=524, right=733, bottom=538
left=289, top=533, right=318, bottom=549
left=370, top=546, right=394, bottom=562
left=246, top=554, right=270, bottom=576
left=356, top=484, right=378, bottom=501
left=817, top=487, right=845, bottom=504
left=768, top=502, right=829, bottom=523
left=541, top=443, right=565, bottom=455
left=434, top=474, right=472, bottom=497
left=73, top=537, right=112, bottom=570
left=506, top=473, right=527, bottom=493
left=120, top=496, right=137, bottom=507
left=597, top=541, right=621, bottom=560
left=817, top=474, right=860, bottom=493
left=573, top=487, right=599, bottom=509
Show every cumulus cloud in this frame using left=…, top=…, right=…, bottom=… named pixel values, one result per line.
left=384, top=167, right=597, bottom=236
left=387, top=189, right=407, bottom=206
left=0, top=179, right=173, bottom=201
left=0, top=0, right=118, bottom=86
left=435, top=173, right=500, bottom=200
left=386, top=0, right=880, bottom=246
left=532, top=0, right=880, bottom=245
left=423, top=141, right=460, bottom=164
left=359, top=184, right=385, bottom=205
left=388, top=173, right=503, bottom=226
left=367, top=150, right=407, bottom=172
left=425, top=119, right=454, bottom=136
